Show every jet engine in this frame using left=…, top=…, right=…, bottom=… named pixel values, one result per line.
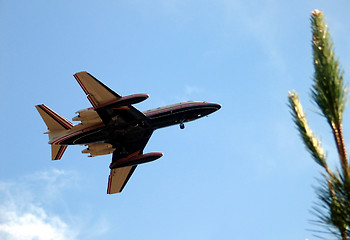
left=82, top=143, right=115, bottom=157
left=72, top=108, right=102, bottom=126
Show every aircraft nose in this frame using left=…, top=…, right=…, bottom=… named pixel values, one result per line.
left=209, top=102, right=221, bottom=111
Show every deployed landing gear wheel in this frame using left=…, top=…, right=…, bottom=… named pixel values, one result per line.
left=180, top=122, right=185, bottom=129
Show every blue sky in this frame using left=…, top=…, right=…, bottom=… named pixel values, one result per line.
left=1, top=1, right=350, bottom=239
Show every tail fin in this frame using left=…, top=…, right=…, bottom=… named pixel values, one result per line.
left=35, top=104, right=74, bottom=160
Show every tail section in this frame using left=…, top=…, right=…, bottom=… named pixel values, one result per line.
left=51, top=145, right=68, bottom=160
left=35, top=104, right=74, bottom=160
left=36, top=104, right=74, bottom=131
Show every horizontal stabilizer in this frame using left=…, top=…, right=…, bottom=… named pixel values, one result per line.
left=107, top=166, right=137, bottom=194
left=36, top=104, right=74, bottom=132
left=51, top=145, right=67, bottom=160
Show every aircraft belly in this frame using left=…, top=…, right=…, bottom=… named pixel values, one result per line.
left=60, top=124, right=151, bottom=147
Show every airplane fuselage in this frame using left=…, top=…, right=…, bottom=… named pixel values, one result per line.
left=54, top=101, right=220, bottom=148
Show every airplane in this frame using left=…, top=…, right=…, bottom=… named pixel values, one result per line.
left=36, top=71, right=221, bottom=194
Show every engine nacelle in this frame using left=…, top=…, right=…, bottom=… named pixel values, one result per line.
left=110, top=152, right=163, bottom=169
left=82, top=143, right=115, bottom=157
left=72, top=108, right=103, bottom=127
left=72, top=108, right=100, bottom=121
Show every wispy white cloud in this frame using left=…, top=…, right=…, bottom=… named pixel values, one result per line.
left=184, top=85, right=203, bottom=95
left=0, top=169, right=112, bottom=240
left=24, top=168, right=79, bottom=201
left=172, top=85, right=204, bottom=103
left=0, top=169, right=78, bottom=240
left=0, top=203, right=72, bottom=240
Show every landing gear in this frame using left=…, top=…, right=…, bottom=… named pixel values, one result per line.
left=180, top=122, right=185, bottom=129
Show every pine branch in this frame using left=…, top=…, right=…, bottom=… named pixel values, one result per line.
left=311, top=10, right=349, bottom=179
left=311, top=10, right=347, bottom=126
left=288, top=91, right=329, bottom=171
left=288, top=10, right=350, bottom=239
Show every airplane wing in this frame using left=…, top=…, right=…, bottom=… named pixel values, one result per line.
left=74, top=71, right=121, bottom=108
left=107, top=166, right=137, bottom=194
left=74, top=72, right=153, bottom=194
left=107, top=129, right=153, bottom=194
left=74, top=71, right=151, bottom=126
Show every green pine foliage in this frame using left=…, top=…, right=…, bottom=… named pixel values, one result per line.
left=288, top=10, right=350, bottom=240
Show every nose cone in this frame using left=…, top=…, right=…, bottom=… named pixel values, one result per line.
left=211, top=103, right=221, bottom=111
left=201, top=102, right=221, bottom=116
left=207, top=102, right=221, bottom=112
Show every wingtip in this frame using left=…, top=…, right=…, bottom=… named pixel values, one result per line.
left=35, top=104, right=44, bottom=108
left=73, top=71, right=88, bottom=76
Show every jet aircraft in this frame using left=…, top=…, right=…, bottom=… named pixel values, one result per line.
left=36, top=72, right=221, bottom=194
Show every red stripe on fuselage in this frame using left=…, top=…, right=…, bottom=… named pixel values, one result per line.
left=51, top=124, right=105, bottom=145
